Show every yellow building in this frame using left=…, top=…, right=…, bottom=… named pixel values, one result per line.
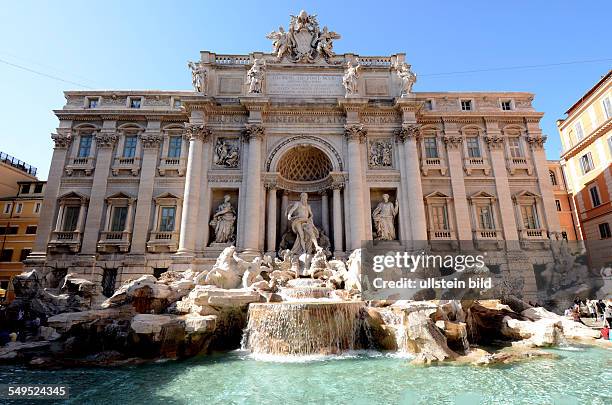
left=557, top=70, right=612, bottom=267
left=0, top=154, right=45, bottom=291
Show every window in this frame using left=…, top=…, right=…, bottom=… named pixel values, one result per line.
left=424, top=138, right=438, bottom=158
left=87, top=97, right=99, bottom=108
left=110, top=206, right=128, bottom=232
left=501, top=100, right=513, bottom=111
left=15, top=203, right=22, bottom=214
left=34, top=202, right=41, bottom=214
left=520, top=204, right=538, bottom=229
left=62, top=206, right=80, bottom=231
left=0, top=227, right=18, bottom=235
left=508, top=138, right=522, bottom=158
left=159, top=207, right=176, bottom=231
left=603, top=97, right=611, bottom=120
left=466, top=137, right=481, bottom=158
left=34, top=184, right=43, bottom=193
left=168, top=136, right=182, bottom=158
left=589, top=186, right=601, bottom=207
left=575, top=122, right=584, bottom=141
left=101, top=268, right=117, bottom=298
left=173, top=98, right=182, bottom=109
left=599, top=223, right=611, bottom=239
left=431, top=205, right=449, bottom=230
left=555, top=200, right=561, bottom=211
left=19, top=249, right=31, bottom=262
left=129, top=97, right=142, bottom=109
left=25, top=225, right=37, bottom=234
left=580, top=152, right=594, bottom=174
left=123, top=135, right=137, bottom=158
left=78, top=135, right=93, bottom=158
left=460, top=100, right=472, bottom=111
left=20, top=184, right=30, bottom=194
left=0, top=249, right=13, bottom=262
left=477, top=205, right=495, bottom=229
left=3, top=203, right=12, bottom=214
left=424, top=100, right=433, bottom=110
left=549, top=170, right=557, bottom=185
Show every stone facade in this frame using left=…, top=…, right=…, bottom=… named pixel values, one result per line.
left=28, top=11, right=561, bottom=299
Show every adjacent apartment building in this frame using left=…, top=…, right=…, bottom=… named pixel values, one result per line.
left=0, top=152, right=45, bottom=290
left=557, top=70, right=612, bottom=267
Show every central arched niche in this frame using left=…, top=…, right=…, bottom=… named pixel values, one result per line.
left=277, top=145, right=333, bottom=182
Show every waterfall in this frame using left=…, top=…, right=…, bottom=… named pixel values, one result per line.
left=242, top=302, right=365, bottom=356
left=377, top=308, right=409, bottom=352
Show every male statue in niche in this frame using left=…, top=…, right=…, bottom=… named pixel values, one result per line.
left=286, top=192, right=321, bottom=255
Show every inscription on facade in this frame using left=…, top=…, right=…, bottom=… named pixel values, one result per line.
left=267, top=73, right=344, bottom=96
left=264, top=114, right=345, bottom=124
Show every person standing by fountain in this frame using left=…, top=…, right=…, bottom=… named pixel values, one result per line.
left=286, top=192, right=321, bottom=255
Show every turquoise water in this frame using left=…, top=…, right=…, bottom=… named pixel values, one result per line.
left=1, top=346, right=611, bottom=405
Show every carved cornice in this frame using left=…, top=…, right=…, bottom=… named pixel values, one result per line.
left=242, top=124, right=266, bottom=142
left=394, top=124, right=420, bottom=143
left=526, top=134, right=547, bottom=149
left=344, top=124, right=367, bottom=143
left=484, top=135, right=504, bottom=149
left=184, top=124, right=212, bottom=142
left=95, top=131, right=118, bottom=148
left=443, top=135, right=463, bottom=148
left=140, top=133, right=163, bottom=148
left=51, top=130, right=73, bottom=148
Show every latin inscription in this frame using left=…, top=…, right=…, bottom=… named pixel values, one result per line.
left=267, top=73, right=344, bottom=96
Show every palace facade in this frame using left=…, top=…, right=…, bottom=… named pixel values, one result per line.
left=28, top=11, right=561, bottom=298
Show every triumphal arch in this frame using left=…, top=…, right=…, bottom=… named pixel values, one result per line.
left=29, top=11, right=560, bottom=294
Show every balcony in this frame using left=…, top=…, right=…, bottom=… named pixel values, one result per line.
left=111, top=156, right=141, bottom=176
left=158, top=157, right=186, bottom=176
left=98, top=231, right=131, bottom=252
left=507, top=156, right=533, bottom=175
left=147, top=231, right=179, bottom=252
left=463, top=156, right=490, bottom=175
left=48, top=231, right=82, bottom=252
left=473, top=229, right=503, bottom=250
left=0, top=151, right=37, bottom=176
left=520, top=228, right=546, bottom=239
left=519, top=228, right=549, bottom=249
left=65, top=157, right=95, bottom=176
left=428, top=229, right=458, bottom=250
left=421, top=157, right=447, bottom=176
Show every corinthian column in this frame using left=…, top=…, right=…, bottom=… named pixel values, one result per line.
left=345, top=124, right=367, bottom=250
left=130, top=127, right=162, bottom=253
left=395, top=124, right=428, bottom=243
left=266, top=181, right=277, bottom=254
left=177, top=124, right=211, bottom=256
left=242, top=124, right=265, bottom=255
left=31, top=129, right=73, bottom=260
left=81, top=124, right=118, bottom=253
left=331, top=183, right=344, bottom=255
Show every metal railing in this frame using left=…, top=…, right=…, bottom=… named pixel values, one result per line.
left=0, top=151, right=37, bottom=176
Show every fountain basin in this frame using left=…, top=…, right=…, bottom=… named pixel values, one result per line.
left=242, top=301, right=366, bottom=356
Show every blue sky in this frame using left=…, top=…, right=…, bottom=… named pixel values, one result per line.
left=1, top=1, right=610, bottom=180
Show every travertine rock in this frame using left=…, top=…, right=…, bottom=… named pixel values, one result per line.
left=501, top=316, right=562, bottom=347
left=521, top=307, right=600, bottom=340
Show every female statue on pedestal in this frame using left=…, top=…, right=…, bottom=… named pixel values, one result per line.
left=209, top=195, right=236, bottom=244
left=372, top=194, right=399, bottom=240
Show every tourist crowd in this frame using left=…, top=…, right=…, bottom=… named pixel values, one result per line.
left=563, top=298, right=612, bottom=340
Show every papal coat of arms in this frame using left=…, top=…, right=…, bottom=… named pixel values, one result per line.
left=266, top=10, right=341, bottom=63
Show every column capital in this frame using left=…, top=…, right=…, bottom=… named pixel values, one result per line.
left=526, top=134, right=547, bottom=150
left=95, top=131, right=119, bottom=148
left=51, top=130, right=73, bottom=148
left=140, top=133, right=163, bottom=148
left=443, top=135, right=463, bottom=149
left=394, top=123, right=420, bottom=143
left=344, top=124, right=367, bottom=143
left=242, top=124, right=266, bottom=142
left=184, top=124, right=212, bottom=142
left=484, top=135, right=505, bottom=149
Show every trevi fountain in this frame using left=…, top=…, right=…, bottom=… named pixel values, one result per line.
left=1, top=10, right=610, bottom=405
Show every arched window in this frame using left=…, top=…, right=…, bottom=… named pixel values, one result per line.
left=549, top=170, right=557, bottom=186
